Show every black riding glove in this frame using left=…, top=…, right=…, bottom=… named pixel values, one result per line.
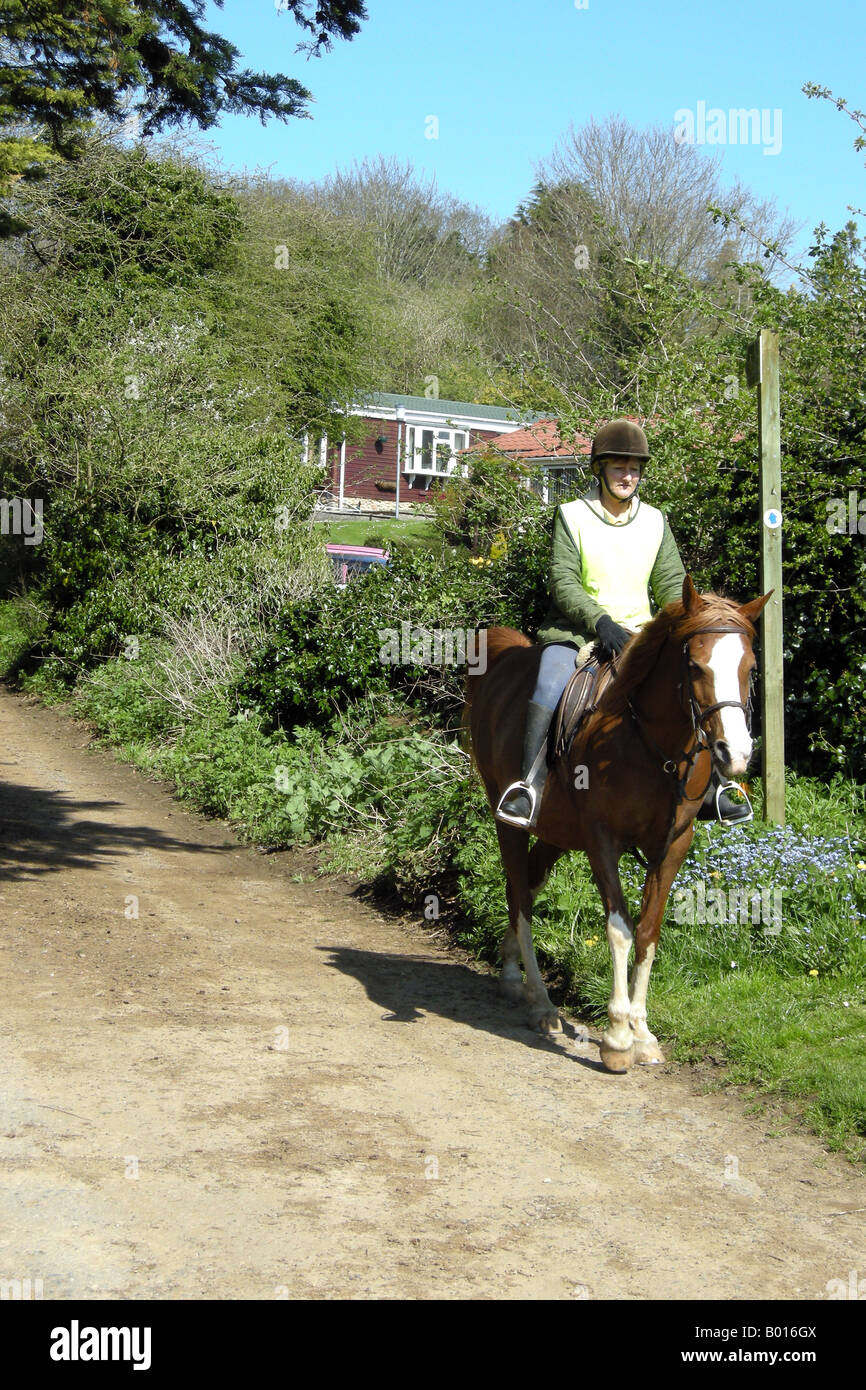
left=595, top=614, right=631, bottom=659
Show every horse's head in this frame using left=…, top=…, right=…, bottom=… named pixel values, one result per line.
left=678, top=575, right=772, bottom=777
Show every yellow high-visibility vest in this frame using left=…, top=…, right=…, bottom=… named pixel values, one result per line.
left=559, top=496, right=664, bottom=630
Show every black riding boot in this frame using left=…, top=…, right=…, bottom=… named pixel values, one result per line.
left=495, top=700, right=555, bottom=830
left=697, top=769, right=753, bottom=824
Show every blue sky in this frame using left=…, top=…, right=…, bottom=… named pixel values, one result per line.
left=198, top=0, right=865, bottom=260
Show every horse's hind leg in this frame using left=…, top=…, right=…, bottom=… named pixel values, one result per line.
left=497, top=825, right=563, bottom=1034
left=499, top=872, right=525, bottom=1003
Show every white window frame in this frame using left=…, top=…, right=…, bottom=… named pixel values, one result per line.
left=542, top=465, right=583, bottom=505
left=403, top=426, right=469, bottom=477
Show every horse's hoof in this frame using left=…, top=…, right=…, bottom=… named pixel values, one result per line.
left=533, top=1010, right=563, bottom=1036
left=632, top=1040, right=665, bottom=1065
left=599, top=1044, right=634, bottom=1073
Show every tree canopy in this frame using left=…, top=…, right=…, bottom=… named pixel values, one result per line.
left=0, top=0, right=368, bottom=233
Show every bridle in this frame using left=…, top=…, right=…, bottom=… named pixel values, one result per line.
left=680, top=624, right=754, bottom=759
left=627, top=623, right=754, bottom=810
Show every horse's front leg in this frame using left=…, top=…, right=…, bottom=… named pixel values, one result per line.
left=587, top=837, right=636, bottom=1072
left=629, top=822, right=695, bottom=1065
left=602, top=907, right=637, bottom=1071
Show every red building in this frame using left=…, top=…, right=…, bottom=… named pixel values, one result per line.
left=307, top=391, right=545, bottom=511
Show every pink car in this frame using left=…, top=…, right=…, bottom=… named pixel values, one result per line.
left=325, top=543, right=390, bottom=589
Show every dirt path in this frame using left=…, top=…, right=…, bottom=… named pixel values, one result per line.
left=0, top=685, right=863, bottom=1301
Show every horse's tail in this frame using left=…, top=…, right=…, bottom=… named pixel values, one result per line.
left=463, top=626, right=532, bottom=708
left=461, top=626, right=532, bottom=762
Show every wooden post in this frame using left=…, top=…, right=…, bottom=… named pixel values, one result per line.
left=746, top=329, right=785, bottom=824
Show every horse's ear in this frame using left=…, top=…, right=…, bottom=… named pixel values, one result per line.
left=740, top=590, right=773, bottom=624
left=682, top=574, right=701, bottom=612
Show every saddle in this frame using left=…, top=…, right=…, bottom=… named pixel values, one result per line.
left=551, top=648, right=619, bottom=762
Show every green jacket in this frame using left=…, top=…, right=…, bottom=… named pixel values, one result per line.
left=537, top=492, right=686, bottom=647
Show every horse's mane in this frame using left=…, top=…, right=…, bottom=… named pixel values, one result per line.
left=597, top=593, right=756, bottom=718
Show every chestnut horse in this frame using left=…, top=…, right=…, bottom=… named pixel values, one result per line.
left=465, top=576, right=770, bottom=1072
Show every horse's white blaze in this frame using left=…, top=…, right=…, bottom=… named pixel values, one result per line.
left=707, top=634, right=751, bottom=772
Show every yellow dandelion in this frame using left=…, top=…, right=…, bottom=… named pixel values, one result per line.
left=808, top=969, right=819, bottom=977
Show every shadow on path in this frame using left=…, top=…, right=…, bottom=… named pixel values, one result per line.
left=318, top=945, right=607, bottom=1071
left=0, top=778, right=235, bottom=882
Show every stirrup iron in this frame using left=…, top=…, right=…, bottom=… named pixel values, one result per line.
left=495, top=780, right=539, bottom=829
left=715, top=779, right=753, bottom=825
left=494, top=733, right=548, bottom=830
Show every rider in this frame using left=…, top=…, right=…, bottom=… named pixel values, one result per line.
left=494, top=418, right=751, bottom=830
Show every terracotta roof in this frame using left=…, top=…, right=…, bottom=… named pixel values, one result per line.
left=465, top=418, right=592, bottom=460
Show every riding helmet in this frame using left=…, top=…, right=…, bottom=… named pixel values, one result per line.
left=590, top=419, right=650, bottom=474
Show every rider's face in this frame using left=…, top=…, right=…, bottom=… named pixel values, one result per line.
left=600, top=456, right=643, bottom=500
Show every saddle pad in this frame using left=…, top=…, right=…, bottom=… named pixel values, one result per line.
left=552, top=652, right=618, bottom=762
